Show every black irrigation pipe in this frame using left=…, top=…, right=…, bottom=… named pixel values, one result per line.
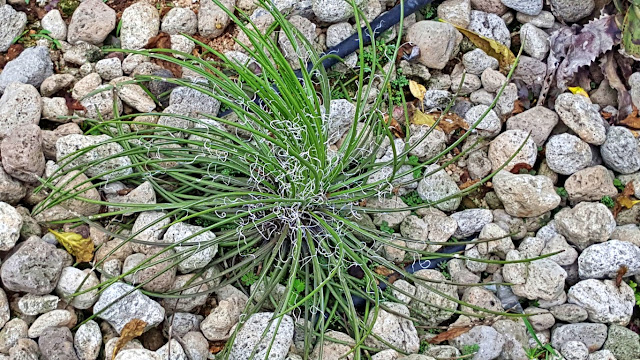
left=217, top=0, right=434, bottom=117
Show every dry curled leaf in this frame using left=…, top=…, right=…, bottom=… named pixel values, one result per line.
left=615, top=265, right=628, bottom=287
left=112, top=319, right=147, bottom=360
left=459, top=179, right=479, bottom=190
left=509, top=163, right=534, bottom=174
left=49, top=230, right=94, bottom=263
left=385, top=115, right=405, bottom=138
left=620, top=106, right=640, bottom=129
left=428, top=326, right=473, bottom=344
left=409, top=80, right=426, bottom=109
left=446, top=22, right=516, bottom=72
left=614, top=181, right=637, bottom=217
left=373, top=266, right=395, bottom=277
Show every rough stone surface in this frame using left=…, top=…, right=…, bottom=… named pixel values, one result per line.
left=450, top=326, right=505, bottom=360
left=468, top=10, right=510, bottom=47
left=0, top=5, right=26, bottom=53
left=551, top=323, right=608, bottom=352
left=56, top=134, right=133, bottom=180
left=555, top=93, right=607, bottom=145
left=568, top=279, right=635, bottom=325
left=493, top=171, right=560, bottom=217
left=554, top=202, right=616, bottom=250
left=1, top=237, right=64, bottom=295
left=406, top=21, right=460, bottom=70
left=600, top=126, right=640, bottom=174
left=413, top=270, right=459, bottom=325
left=74, top=320, right=101, bottom=360
left=603, top=325, right=640, bottom=360
left=67, top=0, right=117, bottom=45
left=549, top=0, right=595, bottom=22
left=365, top=303, right=419, bottom=354
left=488, top=130, right=538, bottom=172
left=506, top=106, right=558, bottom=146
left=38, top=326, right=78, bottom=360
left=565, top=166, right=617, bottom=202
left=437, top=0, right=471, bottom=28
left=199, top=0, right=236, bottom=38
left=55, top=267, right=99, bottom=309
left=28, top=310, right=74, bottom=338
left=0, top=83, right=42, bottom=138
left=1, top=124, right=45, bottom=184
left=120, top=2, right=160, bottom=50
left=546, top=134, right=593, bottom=175
left=94, top=282, right=165, bottom=334
left=228, top=312, right=294, bottom=360
left=578, top=240, right=640, bottom=279
left=417, top=164, right=461, bottom=211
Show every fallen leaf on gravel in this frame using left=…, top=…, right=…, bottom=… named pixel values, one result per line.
left=568, top=86, right=589, bottom=98
left=412, top=110, right=468, bottom=134
left=614, top=181, right=637, bottom=217
left=621, top=4, right=640, bottom=60
left=112, top=319, right=147, bottom=360
left=509, top=163, right=534, bottom=174
left=409, top=80, right=426, bottom=109
left=49, top=230, right=94, bottom=263
left=412, top=110, right=438, bottom=128
left=512, top=99, right=525, bottom=115
left=615, top=265, right=628, bottom=287
left=447, top=22, right=516, bottom=72
left=620, top=106, right=640, bottom=129
left=428, top=326, right=473, bottom=344
left=374, top=266, right=394, bottom=276
left=459, top=179, right=479, bottom=190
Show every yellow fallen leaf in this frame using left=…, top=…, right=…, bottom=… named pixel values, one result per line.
left=112, top=319, right=147, bottom=360
left=568, top=87, right=590, bottom=98
left=411, top=109, right=439, bottom=128
left=618, top=196, right=640, bottom=209
left=409, top=80, right=426, bottom=109
left=444, top=21, right=516, bottom=72
left=49, top=230, right=95, bottom=263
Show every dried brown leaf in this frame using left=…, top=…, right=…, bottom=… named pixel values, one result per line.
left=620, top=106, right=640, bottom=129
left=615, top=265, right=628, bottom=287
left=112, top=319, right=147, bottom=360
left=428, top=326, right=473, bottom=344
left=373, top=266, right=395, bottom=276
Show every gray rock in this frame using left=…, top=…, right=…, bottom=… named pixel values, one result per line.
left=42, top=97, right=70, bottom=122
left=160, top=274, right=208, bottom=312
left=451, top=208, right=492, bottom=237
left=310, top=331, right=355, bottom=360
left=568, top=279, right=634, bottom=325
left=516, top=10, right=555, bottom=28
left=327, top=99, right=355, bottom=144
left=181, top=332, right=208, bottom=360
left=541, top=233, right=578, bottom=266
left=94, top=282, right=165, bottom=334
left=120, top=2, right=160, bottom=50
left=493, top=171, right=560, bottom=217
left=565, top=166, right=617, bottom=202
left=279, top=15, right=316, bottom=70
left=451, top=72, right=482, bottom=95
left=0, top=5, right=26, bottom=53
left=506, top=106, right=558, bottom=147
left=77, top=84, right=123, bottom=120
left=417, top=164, right=461, bottom=211
left=468, top=10, right=510, bottom=47
left=122, top=250, right=176, bottom=293
left=365, top=303, right=419, bottom=353
left=554, top=202, right=615, bottom=250
left=413, top=270, right=459, bottom=325
left=552, top=323, right=607, bottom=352
left=513, top=56, right=546, bottom=87
left=110, top=77, right=156, bottom=113
left=1, top=237, right=64, bottom=295
left=41, top=10, right=67, bottom=40
left=95, top=58, right=123, bottom=81
left=550, top=304, right=588, bottom=323
left=156, top=339, right=187, bottom=360
left=74, top=320, right=101, bottom=360
left=198, top=0, right=235, bottom=38
left=555, top=93, right=607, bottom=145
left=470, top=0, right=507, bottom=14
left=161, top=7, right=197, bottom=35
left=549, top=0, right=595, bottom=22
left=464, top=105, right=501, bottom=138
left=462, top=49, right=499, bottom=75
left=450, top=326, right=505, bottom=360
left=437, top=0, right=471, bottom=28
left=495, top=83, right=518, bottom=117
left=115, top=349, right=161, bottom=360
left=512, top=258, right=567, bottom=300
left=406, top=21, right=460, bottom=70
left=601, top=126, right=640, bottom=174
left=63, top=42, right=103, bottom=66
left=423, top=90, right=453, bottom=110
left=488, top=130, right=538, bottom=172
left=480, top=68, right=506, bottom=93
left=1, top=124, right=45, bottom=184
left=467, top=150, right=492, bottom=180
left=603, top=325, right=640, bottom=360
left=38, top=327, right=78, bottom=360
left=33, top=170, right=101, bottom=222
left=588, top=350, right=617, bottom=360
left=165, top=313, right=202, bottom=338
left=200, top=296, right=244, bottom=341
left=0, top=202, right=21, bottom=251
left=67, top=0, right=116, bottom=45
left=578, top=240, right=640, bottom=279
left=611, top=224, right=640, bottom=247
left=546, top=134, right=592, bottom=175
left=0, top=82, right=41, bottom=139
left=17, top=294, right=59, bottom=316
left=525, top=307, right=555, bottom=331
left=228, top=312, right=294, bottom=360
left=561, top=341, right=589, bottom=360
left=520, top=23, right=549, bottom=60
left=28, top=309, right=74, bottom=338
left=56, top=134, right=133, bottom=181
left=0, top=318, right=27, bottom=353
left=501, top=0, right=541, bottom=15
left=55, top=267, right=99, bottom=309
left=408, top=125, right=447, bottom=160
left=312, top=0, right=365, bottom=22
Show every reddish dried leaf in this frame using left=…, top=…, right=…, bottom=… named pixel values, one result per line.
left=65, top=97, right=86, bottom=111
left=509, top=163, right=533, bottom=174
left=428, top=326, right=473, bottom=344
left=112, top=319, right=147, bottom=360
left=459, top=179, right=479, bottom=190
left=620, top=106, right=640, bottom=129
left=512, top=99, right=525, bottom=115
left=613, top=181, right=636, bottom=217
left=209, top=341, right=226, bottom=354
left=6, top=44, right=24, bottom=62
left=615, top=265, right=628, bottom=287
left=374, top=266, right=395, bottom=276
left=145, top=32, right=172, bottom=49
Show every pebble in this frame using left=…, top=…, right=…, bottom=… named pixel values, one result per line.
left=554, top=202, right=616, bottom=250
left=603, top=325, right=640, bottom=360
left=468, top=10, right=510, bottom=47
left=1, top=237, right=64, bottom=295
left=450, top=326, right=505, bottom=360
left=200, top=296, right=244, bottom=341
left=278, top=15, right=316, bottom=70
left=42, top=97, right=70, bottom=122
left=38, top=326, right=78, bottom=360
left=95, top=58, right=123, bottom=81
left=1, top=124, right=45, bottom=184
left=551, top=323, right=608, bottom=352
left=545, top=134, right=592, bottom=175
left=511, top=258, right=567, bottom=301
left=312, top=0, right=366, bottom=22
left=161, top=7, right=197, bottom=35
left=17, top=294, right=59, bottom=316
left=120, top=1, right=160, bottom=50
left=501, top=0, right=541, bottom=15
left=413, top=270, right=459, bottom=325
left=564, top=166, right=618, bottom=202
left=181, top=332, right=209, bottom=360
left=0, top=5, right=26, bottom=53
left=462, top=49, right=499, bottom=75
left=437, top=0, right=471, bottom=28
left=417, top=164, right=461, bottom=211
left=470, top=0, right=507, bottom=15
left=520, top=23, right=550, bottom=60
left=115, top=349, right=162, bottom=360
left=28, top=310, right=74, bottom=338
left=492, top=170, right=560, bottom=217
left=365, top=303, right=419, bottom=353
left=451, top=72, right=482, bottom=95
left=506, top=106, right=558, bottom=146
left=578, top=240, right=640, bottom=279
left=55, top=267, right=100, bottom=310
left=555, top=93, right=607, bottom=146
left=0, top=318, right=27, bottom=353
left=41, top=9, right=67, bottom=40
left=516, top=10, right=555, bottom=28
left=0, top=202, right=22, bottom=251
left=549, top=0, right=595, bottom=22
left=488, top=130, right=538, bottom=172
left=406, top=21, right=461, bottom=70
left=0, top=82, right=42, bottom=139
left=67, top=0, right=117, bottom=45
left=198, top=0, right=236, bottom=38
left=451, top=208, right=492, bottom=237
left=93, top=282, right=165, bottom=334
left=228, top=312, right=294, bottom=360
left=568, top=279, right=635, bottom=325
left=600, top=126, right=640, bottom=174
left=74, top=320, right=101, bottom=360
left=156, top=339, right=187, bottom=360
left=56, top=134, right=133, bottom=180
left=550, top=304, right=589, bottom=323
left=407, top=125, right=447, bottom=160
left=561, top=341, right=589, bottom=360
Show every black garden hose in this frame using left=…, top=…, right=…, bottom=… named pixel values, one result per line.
left=217, top=0, right=434, bottom=117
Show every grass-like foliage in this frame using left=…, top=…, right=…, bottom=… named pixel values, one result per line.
left=34, top=0, right=530, bottom=358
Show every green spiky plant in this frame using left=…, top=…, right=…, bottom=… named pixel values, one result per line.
left=33, top=0, right=535, bottom=358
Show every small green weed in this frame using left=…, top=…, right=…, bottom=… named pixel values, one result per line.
left=401, top=191, right=425, bottom=207
left=613, top=178, right=626, bottom=191
left=629, top=280, right=640, bottom=306
left=407, top=155, right=422, bottom=179
left=462, top=344, right=480, bottom=356
left=389, top=74, right=409, bottom=105
left=380, top=221, right=394, bottom=234
left=555, top=187, right=568, bottom=198
left=31, top=29, right=62, bottom=50
left=241, top=272, right=258, bottom=286
left=600, top=196, right=615, bottom=208
left=437, top=261, right=451, bottom=280
left=419, top=339, right=430, bottom=354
